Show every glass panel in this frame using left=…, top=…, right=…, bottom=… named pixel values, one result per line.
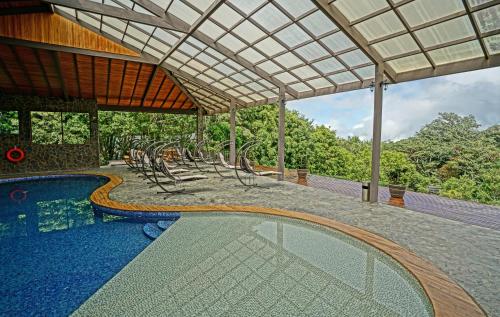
left=102, top=16, right=127, bottom=31
left=167, top=0, right=200, bottom=25
left=321, top=32, right=355, bottom=53
left=102, top=24, right=123, bottom=39
left=354, top=65, right=375, bottom=79
left=123, top=35, right=144, bottom=50
left=251, top=3, right=291, bottom=32
left=484, top=34, right=500, bottom=54
left=387, top=53, right=432, bottom=72
left=238, top=47, right=266, bottom=63
left=474, top=5, right=500, bottom=33
left=273, top=72, right=298, bottom=84
left=333, top=0, right=388, bottom=22
left=428, top=40, right=484, bottom=65
left=273, top=52, right=304, bottom=68
left=130, top=22, right=155, bottom=34
left=254, top=37, right=287, bottom=57
left=337, top=50, right=371, bottom=67
left=197, top=52, right=218, bottom=66
left=312, top=57, right=346, bottom=74
left=225, top=59, right=245, bottom=71
left=178, top=42, right=200, bottom=56
left=260, top=90, right=277, bottom=98
left=164, top=59, right=182, bottom=69
left=231, top=72, right=251, bottom=83
left=204, top=68, right=225, bottom=80
left=186, top=59, right=207, bottom=72
left=180, top=65, right=198, bottom=76
left=307, top=77, right=332, bottom=89
left=328, top=71, right=358, bottom=84
left=274, top=0, right=316, bottom=18
left=132, top=3, right=153, bottom=15
left=232, top=20, right=266, bottom=44
left=78, top=12, right=101, bottom=29
left=416, top=16, right=475, bottom=48
left=467, top=0, right=495, bottom=7
left=371, top=34, right=420, bottom=58
left=291, top=65, right=320, bottom=79
left=186, top=37, right=207, bottom=50
left=150, top=0, right=170, bottom=10
left=147, top=37, right=170, bottom=53
left=214, top=63, right=235, bottom=75
left=211, top=4, right=244, bottom=29
left=220, top=77, right=238, bottom=87
left=235, top=86, right=252, bottom=94
left=290, top=82, right=311, bottom=92
left=196, top=73, right=214, bottom=84
left=143, top=46, right=163, bottom=59
left=294, top=42, right=329, bottom=60
left=126, top=25, right=149, bottom=43
left=217, top=33, right=247, bottom=52
left=198, top=20, right=225, bottom=40
left=56, top=6, right=76, bottom=17
left=185, top=0, right=215, bottom=12
left=228, top=0, right=266, bottom=16
left=171, top=51, right=190, bottom=63
left=247, top=81, right=265, bottom=91
left=257, top=60, right=283, bottom=74
left=355, top=11, right=405, bottom=42
left=399, top=0, right=465, bottom=28
left=153, top=28, right=178, bottom=45
left=275, top=24, right=312, bottom=48
left=299, top=11, right=338, bottom=37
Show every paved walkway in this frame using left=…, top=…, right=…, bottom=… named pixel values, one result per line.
left=307, top=175, right=500, bottom=232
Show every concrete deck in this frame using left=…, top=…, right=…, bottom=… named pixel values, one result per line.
left=91, top=165, right=499, bottom=316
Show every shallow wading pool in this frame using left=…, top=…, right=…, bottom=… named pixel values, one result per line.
left=0, top=175, right=154, bottom=316
left=75, top=212, right=434, bottom=317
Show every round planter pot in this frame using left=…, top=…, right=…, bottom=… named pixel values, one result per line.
left=297, top=169, right=308, bottom=178
left=389, top=184, right=406, bottom=199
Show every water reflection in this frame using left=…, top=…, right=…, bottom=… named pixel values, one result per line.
left=76, top=213, right=434, bottom=317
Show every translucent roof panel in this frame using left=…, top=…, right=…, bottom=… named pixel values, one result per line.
left=428, top=40, right=484, bottom=65
left=274, top=0, right=316, bottom=19
left=484, top=34, right=500, bottom=54
left=387, top=54, right=432, bottom=72
left=167, top=0, right=201, bottom=26
left=371, top=34, right=420, bottom=59
left=415, top=16, right=476, bottom=48
left=355, top=11, right=406, bottom=42
left=332, top=0, right=389, bottom=23
left=251, top=3, right=291, bottom=32
left=474, top=5, right=500, bottom=33
left=398, top=0, right=465, bottom=28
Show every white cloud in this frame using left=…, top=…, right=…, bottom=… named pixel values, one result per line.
left=294, top=68, right=500, bottom=141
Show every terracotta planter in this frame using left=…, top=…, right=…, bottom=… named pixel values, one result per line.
left=297, top=169, right=308, bottom=185
left=389, top=184, right=406, bottom=199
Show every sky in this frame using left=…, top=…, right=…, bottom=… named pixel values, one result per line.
left=287, top=67, right=500, bottom=141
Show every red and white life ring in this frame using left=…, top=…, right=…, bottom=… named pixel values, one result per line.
left=6, top=146, right=25, bottom=163
left=9, top=189, right=27, bottom=202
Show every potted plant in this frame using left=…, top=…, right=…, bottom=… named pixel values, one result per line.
left=387, top=167, right=408, bottom=199
left=297, top=155, right=309, bottom=185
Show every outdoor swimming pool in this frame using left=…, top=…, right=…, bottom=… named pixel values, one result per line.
left=0, top=175, right=153, bottom=316
left=76, top=212, right=434, bottom=317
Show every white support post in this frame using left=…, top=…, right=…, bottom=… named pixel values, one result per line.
left=229, top=98, right=236, bottom=166
left=370, top=64, right=384, bottom=203
left=196, top=107, right=204, bottom=144
left=278, top=87, right=286, bottom=181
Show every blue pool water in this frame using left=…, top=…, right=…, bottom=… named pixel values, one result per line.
left=0, top=176, right=152, bottom=316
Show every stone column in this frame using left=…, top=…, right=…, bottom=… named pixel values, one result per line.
left=229, top=98, right=236, bottom=165
left=277, top=87, right=285, bottom=181
left=370, top=64, right=384, bottom=203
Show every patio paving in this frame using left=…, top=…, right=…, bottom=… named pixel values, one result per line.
left=307, top=175, right=500, bottom=232
left=93, top=165, right=500, bottom=316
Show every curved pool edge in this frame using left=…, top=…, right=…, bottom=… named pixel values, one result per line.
left=82, top=172, right=485, bottom=317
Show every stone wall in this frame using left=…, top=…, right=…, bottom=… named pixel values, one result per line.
left=0, top=94, right=99, bottom=175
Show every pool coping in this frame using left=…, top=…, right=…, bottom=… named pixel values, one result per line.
left=4, top=172, right=486, bottom=317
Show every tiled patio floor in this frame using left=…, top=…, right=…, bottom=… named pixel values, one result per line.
left=307, top=175, right=500, bottom=232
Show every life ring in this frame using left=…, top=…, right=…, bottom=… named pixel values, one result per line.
left=6, top=146, right=25, bottom=163
left=9, top=189, right=27, bottom=202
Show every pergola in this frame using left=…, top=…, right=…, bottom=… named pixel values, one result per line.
left=1, top=0, right=499, bottom=202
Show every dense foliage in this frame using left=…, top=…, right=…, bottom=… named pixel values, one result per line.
left=98, top=107, right=498, bottom=205
left=2, top=107, right=497, bottom=205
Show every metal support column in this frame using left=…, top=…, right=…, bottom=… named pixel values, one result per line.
left=370, top=64, right=384, bottom=203
left=278, top=87, right=286, bottom=181
left=196, top=107, right=204, bottom=144
left=229, top=98, right=236, bottom=165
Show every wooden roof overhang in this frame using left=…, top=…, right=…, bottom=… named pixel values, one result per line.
left=0, top=9, right=198, bottom=114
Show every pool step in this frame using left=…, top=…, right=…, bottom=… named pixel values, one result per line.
left=143, top=220, right=177, bottom=240
left=143, top=223, right=162, bottom=240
